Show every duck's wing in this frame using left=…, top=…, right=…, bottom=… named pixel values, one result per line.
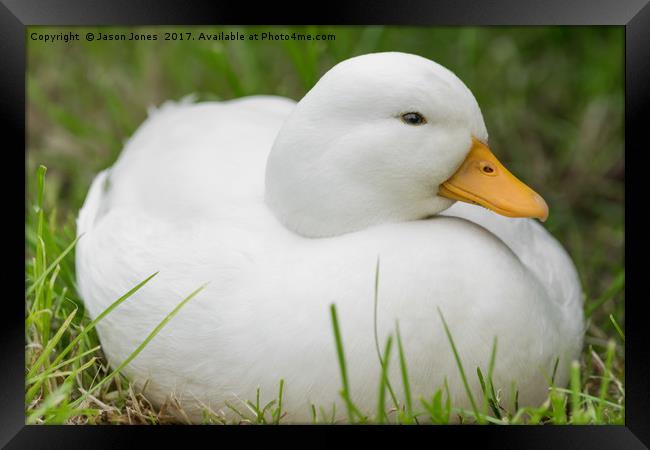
left=75, top=95, right=296, bottom=325
left=439, top=202, right=584, bottom=320
left=83, top=96, right=296, bottom=225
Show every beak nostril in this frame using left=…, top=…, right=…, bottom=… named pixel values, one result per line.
left=478, top=161, right=496, bottom=176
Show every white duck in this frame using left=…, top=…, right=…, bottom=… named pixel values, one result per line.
left=76, top=52, right=584, bottom=423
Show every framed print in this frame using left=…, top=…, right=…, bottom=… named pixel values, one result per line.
left=4, top=0, right=649, bottom=447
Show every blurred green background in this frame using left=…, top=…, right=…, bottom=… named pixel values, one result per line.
left=27, top=26, right=624, bottom=344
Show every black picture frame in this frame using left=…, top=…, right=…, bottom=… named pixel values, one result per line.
left=5, top=0, right=649, bottom=448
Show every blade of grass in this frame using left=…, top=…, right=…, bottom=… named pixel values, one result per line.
left=596, top=340, right=616, bottom=420
left=26, top=234, right=82, bottom=298
left=261, top=399, right=278, bottom=423
left=551, top=356, right=560, bottom=385
left=376, top=335, right=393, bottom=424
left=395, top=321, right=414, bottom=423
left=585, top=269, right=624, bottom=317
left=372, top=258, right=399, bottom=409
left=449, top=407, right=507, bottom=425
left=26, top=381, right=73, bottom=425
left=552, top=387, right=623, bottom=410
left=44, top=407, right=100, bottom=425
left=330, top=303, right=363, bottom=422
left=477, top=368, right=491, bottom=418
left=484, top=337, right=501, bottom=419
left=49, top=272, right=159, bottom=370
left=225, top=400, right=251, bottom=422
left=569, top=361, right=583, bottom=423
left=72, top=283, right=207, bottom=407
left=26, top=308, right=77, bottom=386
left=420, top=378, right=453, bottom=424
left=437, top=307, right=484, bottom=424
left=27, top=346, right=101, bottom=384
left=310, top=404, right=317, bottom=424
left=609, top=314, right=625, bottom=341
left=550, top=387, right=567, bottom=424
left=272, top=379, right=285, bottom=424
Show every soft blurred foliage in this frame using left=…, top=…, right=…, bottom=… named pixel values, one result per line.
left=27, top=26, right=623, bottom=339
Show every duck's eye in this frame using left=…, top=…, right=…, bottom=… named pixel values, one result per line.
left=401, top=112, right=426, bottom=125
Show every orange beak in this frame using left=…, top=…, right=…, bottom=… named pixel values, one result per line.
left=438, top=137, right=549, bottom=221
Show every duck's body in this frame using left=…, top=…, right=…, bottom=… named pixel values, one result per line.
left=76, top=53, right=584, bottom=423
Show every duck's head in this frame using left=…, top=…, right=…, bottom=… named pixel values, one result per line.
left=265, top=52, right=548, bottom=238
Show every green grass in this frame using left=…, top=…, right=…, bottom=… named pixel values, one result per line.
left=26, top=25, right=624, bottom=424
